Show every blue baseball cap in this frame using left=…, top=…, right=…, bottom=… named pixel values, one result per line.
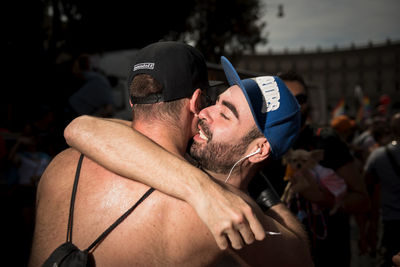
left=221, top=56, right=301, bottom=159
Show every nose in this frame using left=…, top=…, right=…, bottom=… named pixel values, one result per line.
left=198, top=105, right=214, bottom=123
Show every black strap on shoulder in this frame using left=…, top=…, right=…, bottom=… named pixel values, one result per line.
left=84, top=187, right=155, bottom=252
left=385, top=144, right=400, bottom=178
left=67, top=153, right=85, bottom=243
left=65, top=153, right=155, bottom=252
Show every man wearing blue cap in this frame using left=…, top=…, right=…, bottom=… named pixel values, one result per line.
left=50, top=46, right=312, bottom=265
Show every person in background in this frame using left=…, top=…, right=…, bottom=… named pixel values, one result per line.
left=258, top=70, right=369, bottom=267
left=7, top=106, right=55, bottom=186
left=330, top=114, right=357, bottom=145
left=67, top=53, right=115, bottom=121
left=352, top=116, right=390, bottom=166
left=363, top=112, right=400, bottom=267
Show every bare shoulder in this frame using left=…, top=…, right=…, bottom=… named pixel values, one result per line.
left=221, top=184, right=313, bottom=266
left=36, top=148, right=81, bottom=199
left=30, top=148, right=83, bottom=266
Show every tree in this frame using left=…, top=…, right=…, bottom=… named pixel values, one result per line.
left=44, top=0, right=266, bottom=63
left=170, top=0, right=267, bottom=63
left=4, top=0, right=266, bottom=106
left=43, top=0, right=195, bottom=56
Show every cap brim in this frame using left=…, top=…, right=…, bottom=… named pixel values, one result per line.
left=221, top=56, right=263, bottom=132
left=208, top=80, right=228, bottom=103
left=221, top=56, right=245, bottom=92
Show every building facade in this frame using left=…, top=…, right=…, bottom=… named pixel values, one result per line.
left=232, top=40, right=400, bottom=126
left=100, top=41, right=400, bottom=125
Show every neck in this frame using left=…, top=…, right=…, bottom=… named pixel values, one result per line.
left=132, top=120, right=191, bottom=158
left=205, top=162, right=258, bottom=191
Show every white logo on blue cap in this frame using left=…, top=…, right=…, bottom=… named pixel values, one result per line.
left=254, top=76, right=280, bottom=113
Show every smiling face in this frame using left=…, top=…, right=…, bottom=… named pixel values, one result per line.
left=190, top=85, right=263, bottom=174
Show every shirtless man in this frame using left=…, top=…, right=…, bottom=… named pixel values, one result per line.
left=29, top=42, right=312, bottom=266
left=64, top=58, right=312, bottom=265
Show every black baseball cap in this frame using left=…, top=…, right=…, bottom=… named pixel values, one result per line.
left=128, top=41, right=210, bottom=104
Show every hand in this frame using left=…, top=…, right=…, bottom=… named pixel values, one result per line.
left=192, top=182, right=266, bottom=250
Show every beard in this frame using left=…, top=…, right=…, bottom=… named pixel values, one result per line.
left=190, top=120, right=250, bottom=174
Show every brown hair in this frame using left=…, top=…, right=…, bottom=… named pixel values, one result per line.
left=130, top=74, right=187, bottom=123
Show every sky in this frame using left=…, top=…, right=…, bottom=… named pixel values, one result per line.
left=99, top=0, right=400, bottom=77
left=256, top=0, right=400, bottom=53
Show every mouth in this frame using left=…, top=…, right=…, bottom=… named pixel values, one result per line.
left=194, top=119, right=212, bottom=143
left=198, top=128, right=209, bottom=141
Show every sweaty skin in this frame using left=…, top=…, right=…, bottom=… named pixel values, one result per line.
left=60, top=85, right=313, bottom=266
left=64, top=116, right=266, bottom=250
left=30, top=148, right=311, bottom=266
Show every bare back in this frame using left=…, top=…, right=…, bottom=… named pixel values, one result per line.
left=29, top=148, right=312, bottom=266
left=29, top=148, right=226, bottom=266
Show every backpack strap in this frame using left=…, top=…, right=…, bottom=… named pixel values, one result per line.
left=66, top=153, right=85, bottom=243
left=84, top=187, right=155, bottom=252
left=65, top=153, right=155, bottom=252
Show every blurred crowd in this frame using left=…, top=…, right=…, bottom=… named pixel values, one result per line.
left=1, top=59, right=399, bottom=266
left=248, top=70, right=400, bottom=267
left=0, top=52, right=124, bottom=266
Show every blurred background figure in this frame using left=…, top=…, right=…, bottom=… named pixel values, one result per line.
left=6, top=105, right=56, bottom=186
left=363, top=113, right=400, bottom=267
left=330, top=115, right=357, bottom=145
left=0, top=105, right=57, bottom=266
left=251, top=70, right=369, bottom=267
left=66, top=53, right=116, bottom=123
left=352, top=116, right=391, bottom=168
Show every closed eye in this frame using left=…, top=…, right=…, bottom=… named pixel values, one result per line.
left=220, top=113, right=229, bottom=120
left=216, top=96, right=238, bottom=120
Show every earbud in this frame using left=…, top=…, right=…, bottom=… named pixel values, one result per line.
left=247, top=147, right=261, bottom=157
left=243, top=147, right=261, bottom=159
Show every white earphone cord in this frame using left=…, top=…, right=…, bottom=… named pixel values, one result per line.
left=223, top=150, right=282, bottom=236
left=224, top=148, right=260, bottom=184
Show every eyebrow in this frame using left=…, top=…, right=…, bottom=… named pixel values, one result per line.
left=221, top=100, right=239, bottom=119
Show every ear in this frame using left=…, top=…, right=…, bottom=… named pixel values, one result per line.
left=189, top=89, right=203, bottom=115
left=129, top=98, right=133, bottom=108
left=248, top=138, right=271, bottom=163
left=310, top=149, right=324, bottom=162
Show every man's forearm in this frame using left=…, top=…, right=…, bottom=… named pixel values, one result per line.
left=64, top=115, right=267, bottom=249
left=64, top=115, right=212, bottom=204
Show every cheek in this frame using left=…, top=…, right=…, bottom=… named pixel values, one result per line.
left=210, top=125, right=232, bottom=141
left=212, top=128, right=245, bottom=147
